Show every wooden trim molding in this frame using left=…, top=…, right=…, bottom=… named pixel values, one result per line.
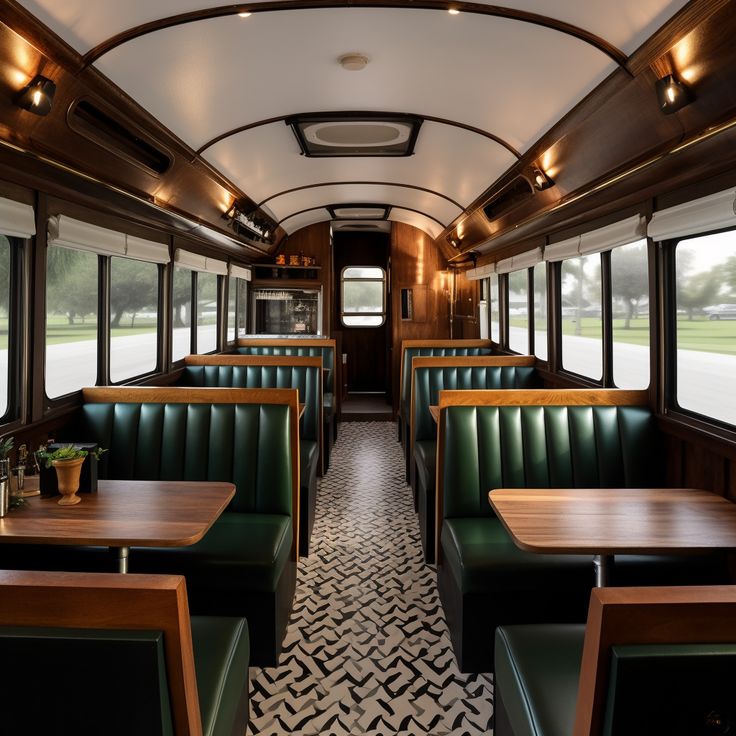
left=237, top=338, right=336, bottom=349
left=575, top=585, right=736, bottom=736
left=411, top=355, right=535, bottom=370
left=196, top=111, right=522, bottom=158
left=0, top=570, right=202, bottom=736
left=185, top=354, right=322, bottom=369
left=82, top=2, right=628, bottom=70
left=437, top=388, right=650, bottom=408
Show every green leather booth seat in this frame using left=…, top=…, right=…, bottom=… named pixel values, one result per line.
left=412, top=364, right=540, bottom=562
left=179, top=362, right=321, bottom=557
left=0, top=616, right=250, bottom=736
left=237, top=344, right=336, bottom=468
left=437, top=404, right=728, bottom=673
left=400, top=347, right=492, bottom=481
left=494, top=624, right=585, bottom=736
left=18, top=399, right=297, bottom=667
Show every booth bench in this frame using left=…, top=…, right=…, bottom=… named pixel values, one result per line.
left=436, top=388, right=728, bottom=672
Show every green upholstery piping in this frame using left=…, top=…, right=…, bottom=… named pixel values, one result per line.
left=81, top=402, right=293, bottom=516
left=442, top=404, right=662, bottom=519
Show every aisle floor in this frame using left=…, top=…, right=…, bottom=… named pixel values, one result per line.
left=247, top=421, right=493, bottom=735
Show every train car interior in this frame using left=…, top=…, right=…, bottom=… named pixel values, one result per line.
left=0, top=1, right=735, bottom=734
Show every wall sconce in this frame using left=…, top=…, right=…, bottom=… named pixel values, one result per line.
left=655, top=74, right=693, bottom=115
left=15, top=75, right=56, bottom=116
left=532, top=167, right=554, bottom=191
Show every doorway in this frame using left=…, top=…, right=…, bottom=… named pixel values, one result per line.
left=333, top=230, right=391, bottom=417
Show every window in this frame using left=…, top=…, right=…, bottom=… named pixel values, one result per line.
left=227, top=275, right=248, bottom=342
left=675, top=230, right=736, bottom=425
left=490, top=275, right=499, bottom=342
left=45, top=246, right=99, bottom=398
left=341, top=266, right=386, bottom=327
left=611, top=240, right=649, bottom=389
left=110, top=257, right=159, bottom=382
left=561, top=253, right=602, bottom=380
left=197, top=272, right=218, bottom=353
left=508, top=269, right=528, bottom=353
left=172, top=265, right=193, bottom=361
left=534, top=262, right=547, bottom=360
left=0, top=237, right=11, bottom=417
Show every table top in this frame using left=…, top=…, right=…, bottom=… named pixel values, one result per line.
left=488, top=487, right=736, bottom=554
left=0, top=479, right=235, bottom=548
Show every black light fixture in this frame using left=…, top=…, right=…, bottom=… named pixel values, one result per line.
left=655, top=74, right=693, bottom=115
left=223, top=202, right=273, bottom=243
left=15, top=75, right=56, bottom=116
left=532, top=167, right=554, bottom=191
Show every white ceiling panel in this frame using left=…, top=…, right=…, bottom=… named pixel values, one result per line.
left=266, top=184, right=462, bottom=228
left=204, top=120, right=516, bottom=208
left=95, top=9, right=613, bottom=152
left=279, top=208, right=331, bottom=235
left=388, top=209, right=444, bottom=240
left=468, top=0, right=689, bottom=55
left=18, top=0, right=689, bottom=59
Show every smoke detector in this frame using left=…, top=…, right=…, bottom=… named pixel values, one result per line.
left=338, top=53, right=369, bottom=71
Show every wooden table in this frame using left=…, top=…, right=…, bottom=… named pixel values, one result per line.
left=429, top=405, right=440, bottom=423
left=488, top=487, right=736, bottom=587
left=0, top=479, right=235, bottom=573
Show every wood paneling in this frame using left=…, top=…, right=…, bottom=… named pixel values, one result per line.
left=390, top=222, right=450, bottom=411
left=438, top=388, right=649, bottom=408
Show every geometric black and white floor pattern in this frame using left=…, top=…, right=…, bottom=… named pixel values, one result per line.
left=247, top=422, right=494, bottom=735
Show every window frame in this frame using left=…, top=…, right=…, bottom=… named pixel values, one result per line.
left=340, top=265, right=387, bottom=328
left=0, top=236, right=24, bottom=426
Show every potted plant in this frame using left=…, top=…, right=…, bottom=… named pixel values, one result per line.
left=38, top=445, right=107, bottom=506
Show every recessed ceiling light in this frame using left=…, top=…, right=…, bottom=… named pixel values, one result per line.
left=338, top=53, right=369, bottom=71
left=448, top=8, right=460, bottom=15
left=238, top=11, right=252, bottom=18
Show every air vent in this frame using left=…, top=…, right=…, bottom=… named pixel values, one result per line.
left=287, top=113, right=422, bottom=157
left=482, top=176, right=535, bottom=222
left=333, top=220, right=391, bottom=232
left=328, top=204, right=390, bottom=220
left=68, top=99, right=172, bottom=175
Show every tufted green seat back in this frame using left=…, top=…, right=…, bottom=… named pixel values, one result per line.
left=412, top=366, right=540, bottom=443
left=180, top=364, right=320, bottom=443
left=237, top=346, right=334, bottom=393
left=81, top=402, right=293, bottom=516
left=442, top=404, right=662, bottom=519
left=401, top=348, right=492, bottom=415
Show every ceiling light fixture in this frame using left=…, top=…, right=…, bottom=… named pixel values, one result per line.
left=448, top=8, right=460, bottom=15
left=238, top=11, right=252, bottom=18
left=655, top=73, right=693, bottom=114
left=532, top=167, right=554, bottom=191
left=338, top=53, right=369, bottom=71
left=15, top=75, right=56, bottom=116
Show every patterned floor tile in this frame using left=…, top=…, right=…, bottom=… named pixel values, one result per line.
left=247, top=422, right=494, bottom=735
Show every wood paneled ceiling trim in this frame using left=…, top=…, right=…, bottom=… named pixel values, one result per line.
left=258, top=181, right=464, bottom=211
left=196, top=111, right=522, bottom=158
left=81, top=1, right=629, bottom=70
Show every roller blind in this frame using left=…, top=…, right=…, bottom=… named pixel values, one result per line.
left=229, top=264, right=252, bottom=281
left=464, top=263, right=496, bottom=281
left=174, top=249, right=227, bottom=275
left=125, top=235, right=170, bottom=264
left=47, top=215, right=125, bottom=256
left=545, top=215, right=646, bottom=261
left=495, top=247, right=543, bottom=274
left=0, top=197, right=35, bottom=238
left=649, top=188, right=736, bottom=241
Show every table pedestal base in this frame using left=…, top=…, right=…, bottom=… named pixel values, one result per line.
left=111, top=545, right=130, bottom=574
left=593, top=554, right=613, bottom=587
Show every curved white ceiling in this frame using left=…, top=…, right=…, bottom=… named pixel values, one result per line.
left=16, top=1, right=691, bottom=240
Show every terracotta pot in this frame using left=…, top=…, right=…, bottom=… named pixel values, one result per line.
left=52, top=457, right=85, bottom=506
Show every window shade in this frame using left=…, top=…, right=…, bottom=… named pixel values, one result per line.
left=495, top=247, right=543, bottom=274
left=47, top=215, right=125, bottom=256
left=545, top=215, right=646, bottom=261
left=125, top=235, right=170, bottom=264
left=229, top=264, right=252, bottom=281
left=0, top=197, right=35, bottom=238
left=464, top=263, right=496, bottom=281
left=649, top=188, right=736, bottom=241
left=174, top=249, right=227, bottom=275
